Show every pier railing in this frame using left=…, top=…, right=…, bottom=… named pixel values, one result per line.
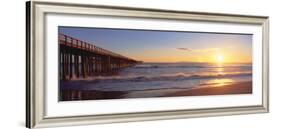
left=59, top=33, right=140, bottom=80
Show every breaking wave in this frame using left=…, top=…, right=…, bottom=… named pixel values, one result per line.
left=74, top=72, right=252, bottom=83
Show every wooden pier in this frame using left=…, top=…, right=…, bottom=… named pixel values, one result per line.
left=59, top=33, right=140, bottom=80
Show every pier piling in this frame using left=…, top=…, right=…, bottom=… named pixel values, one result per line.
left=59, top=33, right=140, bottom=80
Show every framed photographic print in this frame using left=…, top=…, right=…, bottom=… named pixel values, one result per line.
left=26, top=0, right=269, bottom=128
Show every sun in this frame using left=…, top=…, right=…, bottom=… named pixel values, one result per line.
left=215, top=54, right=224, bottom=63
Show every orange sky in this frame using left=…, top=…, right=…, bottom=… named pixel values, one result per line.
left=129, top=42, right=252, bottom=63
left=60, top=27, right=252, bottom=63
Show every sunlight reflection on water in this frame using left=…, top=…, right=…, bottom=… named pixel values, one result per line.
left=205, top=78, right=235, bottom=87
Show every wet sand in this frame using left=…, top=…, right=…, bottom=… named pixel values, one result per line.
left=60, top=90, right=128, bottom=101
left=60, top=81, right=252, bottom=101
left=166, top=81, right=252, bottom=97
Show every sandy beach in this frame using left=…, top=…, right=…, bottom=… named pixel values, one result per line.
left=60, top=81, right=252, bottom=101
left=166, top=81, right=252, bottom=97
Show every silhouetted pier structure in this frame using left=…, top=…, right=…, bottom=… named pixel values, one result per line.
left=59, top=33, right=140, bottom=80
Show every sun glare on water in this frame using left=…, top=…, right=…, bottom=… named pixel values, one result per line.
left=207, top=79, right=234, bottom=87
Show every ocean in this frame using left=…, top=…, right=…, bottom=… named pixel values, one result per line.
left=61, top=62, right=252, bottom=93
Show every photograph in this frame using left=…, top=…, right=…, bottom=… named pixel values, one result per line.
left=59, top=26, right=253, bottom=101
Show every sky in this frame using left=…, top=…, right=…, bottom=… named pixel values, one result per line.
left=59, top=26, right=252, bottom=63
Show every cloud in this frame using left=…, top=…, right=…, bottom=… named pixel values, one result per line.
left=176, top=47, right=220, bottom=53
left=176, top=48, right=191, bottom=51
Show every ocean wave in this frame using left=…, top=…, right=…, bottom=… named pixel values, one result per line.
left=73, top=72, right=252, bottom=83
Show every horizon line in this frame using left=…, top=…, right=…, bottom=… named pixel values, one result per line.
left=140, top=61, right=252, bottom=64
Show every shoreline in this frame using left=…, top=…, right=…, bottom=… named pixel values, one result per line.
left=60, top=81, right=252, bottom=101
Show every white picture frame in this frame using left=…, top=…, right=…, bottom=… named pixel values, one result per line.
left=26, top=0, right=269, bottom=128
